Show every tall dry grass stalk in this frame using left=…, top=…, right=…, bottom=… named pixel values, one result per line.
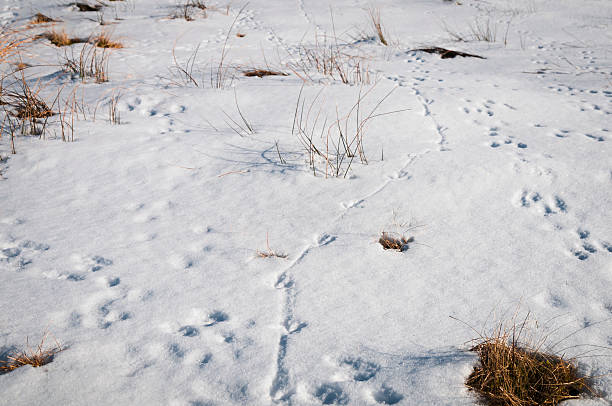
left=368, top=7, right=388, bottom=46
left=211, top=5, right=247, bottom=89
left=0, top=27, right=31, bottom=64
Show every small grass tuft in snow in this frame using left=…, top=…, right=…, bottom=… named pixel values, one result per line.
left=470, top=18, right=497, bottom=43
left=75, top=2, right=102, bottom=12
left=256, top=233, right=288, bottom=259
left=288, top=37, right=371, bottom=85
left=243, top=69, right=288, bottom=78
left=30, top=13, right=60, bottom=25
left=61, top=42, right=111, bottom=82
left=172, top=0, right=208, bottom=21
left=92, top=31, right=123, bottom=48
left=1, top=69, right=56, bottom=142
left=42, top=29, right=85, bottom=47
left=378, top=232, right=413, bottom=251
left=0, top=332, right=62, bottom=373
left=465, top=317, right=590, bottom=406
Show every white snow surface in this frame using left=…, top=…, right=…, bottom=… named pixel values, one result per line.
left=1, top=0, right=611, bottom=405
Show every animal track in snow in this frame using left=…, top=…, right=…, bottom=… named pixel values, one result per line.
left=373, top=385, right=404, bottom=405
left=514, top=190, right=567, bottom=216
left=314, top=382, right=348, bottom=405
left=569, top=228, right=612, bottom=261
left=179, top=325, right=199, bottom=337
left=341, top=357, right=379, bottom=381
left=0, top=237, right=49, bottom=270
left=203, top=310, right=229, bottom=326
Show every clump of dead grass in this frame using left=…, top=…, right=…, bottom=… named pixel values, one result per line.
left=243, top=69, right=288, bottom=78
left=92, top=31, right=123, bottom=48
left=0, top=332, right=62, bottom=373
left=379, top=232, right=413, bottom=251
left=61, top=41, right=111, bottom=82
left=30, top=13, right=60, bottom=25
left=288, top=36, right=371, bottom=85
left=43, top=29, right=85, bottom=47
left=75, top=2, right=102, bottom=12
left=464, top=315, right=590, bottom=406
left=257, top=233, right=288, bottom=259
left=293, top=83, right=406, bottom=177
left=1, top=70, right=56, bottom=137
left=172, top=0, right=209, bottom=21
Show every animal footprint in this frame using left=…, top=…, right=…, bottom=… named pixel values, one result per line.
left=314, top=383, right=348, bottom=405
left=570, top=228, right=611, bottom=261
left=341, top=357, right=379, bottom=381
left=373, top=385, right=404, bottom=405
left=515, top=190, right=567, bottom=216
left=90, top=256, right=113, bottom=272
left=179, top=325, right=199, bottom=337
left=1, top=238, right=49, bottom=270
left=203, top=310, right=229, bottom=326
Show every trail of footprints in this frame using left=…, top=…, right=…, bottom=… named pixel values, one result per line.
left=459, top=98, right=529, bottom=150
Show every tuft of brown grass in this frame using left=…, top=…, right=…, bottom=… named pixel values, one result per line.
left=43, top=29, right=85, bottom=47
left=379, top=232, right=413, bottom=251
left=75, top=2, right=102, bottom=12
left=0, top=333, right=62, bottom=373
left=92, top=31, right=123, bottom=48
left=465, top=316, right=590, bottom=406
left=292, top=83, right=406, bottom=177
left=1, top=70, right=56, bottom=139
left=257, top=233, right=288, bottom=259
left=30, top=13, right=59, bottom=25
left=61, top=42, right=111, bottom=83
left=243, top=69, right=288, bottom=78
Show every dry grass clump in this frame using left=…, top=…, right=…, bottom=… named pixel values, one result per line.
left=257, top=233, right=288, bottom=259
left=465, top=317, right=590, bottom=406
left=0, top=333, right=62, bottom=373
left=293, top=83, right=406, bottom=177
left=379, top=232, right=413, bottom=251
left=92, top=31, right=123, bottom=48
left=75, top=2, right=103, bottom=12
left=30, top=13, right=60, bottom=25
left=243, top=69, right=288, bottom=78
left=61, top=42, right=111, bottom=82
left=289, top=37, right=371, bottom=85
left=173, top=0, right=209, bottom=21
left=43, top=29, right=85, bottom=47
left=1, top=71, right=56, bottom=137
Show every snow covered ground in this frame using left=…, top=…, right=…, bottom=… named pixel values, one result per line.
left=0, top=0, right=611, bottom=404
